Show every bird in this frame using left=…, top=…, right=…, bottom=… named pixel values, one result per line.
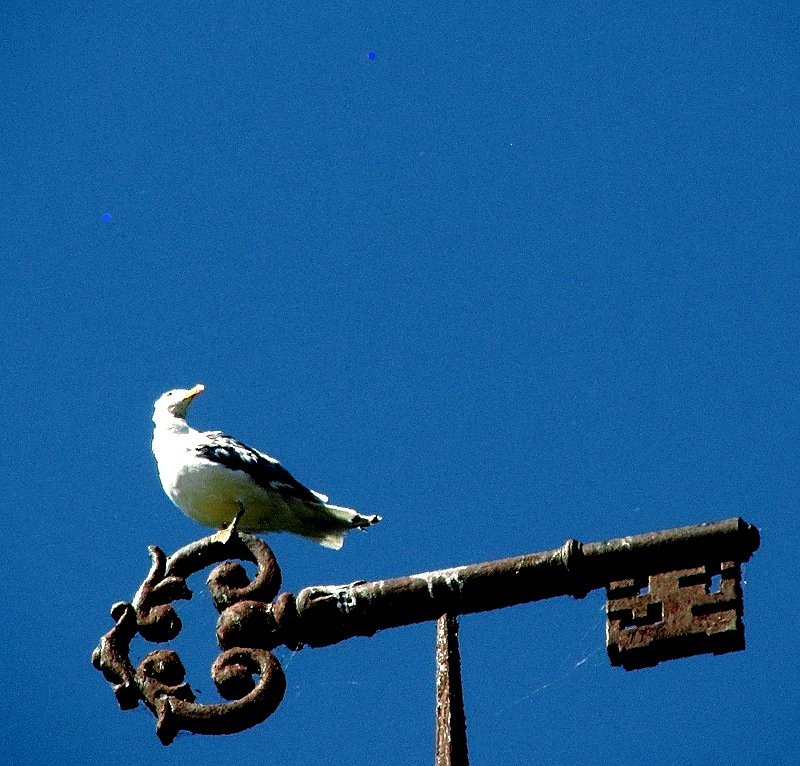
left=151, top=384, right=380, bottom=549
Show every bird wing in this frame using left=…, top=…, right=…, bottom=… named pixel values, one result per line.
left=196, top=431, right=321, bottom=503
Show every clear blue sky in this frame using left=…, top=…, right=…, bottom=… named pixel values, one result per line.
left=3, top=3, right=797, bottom=763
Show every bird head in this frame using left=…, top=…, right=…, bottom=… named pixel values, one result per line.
left=153, top=384, right=205, bottom=422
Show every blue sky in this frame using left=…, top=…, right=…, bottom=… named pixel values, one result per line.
left=2, top=3, right=797, bottom=763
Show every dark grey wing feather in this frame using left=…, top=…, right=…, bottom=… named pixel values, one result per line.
left=196, top=431, right=320, bottom=503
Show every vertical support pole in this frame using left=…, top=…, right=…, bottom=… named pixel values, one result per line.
left=435, top=613, right=469, bottom=766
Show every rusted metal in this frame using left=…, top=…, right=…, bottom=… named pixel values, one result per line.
left=435, top=614, right=469, bottom=766
left=215, top=516, right=759, bottom=651
left=606, top=560, right=745, bottom=669
left=92, top=533, right=286, bottom=744
left=93, top=516, right=759, bottom=745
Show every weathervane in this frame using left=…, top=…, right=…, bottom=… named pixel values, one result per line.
left=93, top=516, right=759, bottom=761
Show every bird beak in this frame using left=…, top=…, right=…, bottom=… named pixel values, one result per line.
left=186, top=383, right=205, bottom=400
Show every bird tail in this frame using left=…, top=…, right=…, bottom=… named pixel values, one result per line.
left=305, top=502, right=382, bottom=550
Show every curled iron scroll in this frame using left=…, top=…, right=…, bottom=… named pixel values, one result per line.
left=92, top=533, right=286, bottom=745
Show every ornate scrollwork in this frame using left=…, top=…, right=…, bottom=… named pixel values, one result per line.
left=92, top=533, right=286, bottom=744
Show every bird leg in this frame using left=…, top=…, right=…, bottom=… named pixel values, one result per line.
left=212, top=500, right=246, bottom=544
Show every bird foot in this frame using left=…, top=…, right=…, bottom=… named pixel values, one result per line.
left=212, top=502, right=245, bottom=544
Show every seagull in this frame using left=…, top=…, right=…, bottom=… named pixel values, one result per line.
left=151, top=384, right=380, bottom=549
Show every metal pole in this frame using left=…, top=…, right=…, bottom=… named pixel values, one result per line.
left=220, top=516, right=759, bottom=650
left=435, top=613, right=469, bottom=766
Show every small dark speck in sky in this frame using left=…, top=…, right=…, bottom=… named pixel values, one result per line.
left=368, top=51, right=376, bottom=60
left=102, top=212, right=111, bottom=222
